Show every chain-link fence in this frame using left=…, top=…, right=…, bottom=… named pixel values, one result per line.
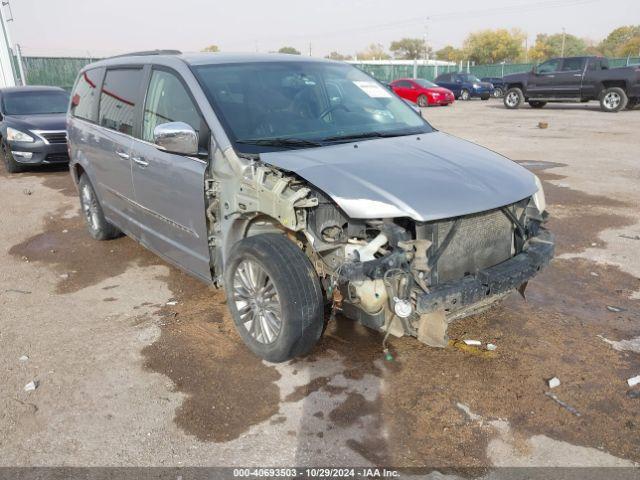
left=17, top=55, right=640, bottom=89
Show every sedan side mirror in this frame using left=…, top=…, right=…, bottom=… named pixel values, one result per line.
left=153, top=122, right=198, bottom=156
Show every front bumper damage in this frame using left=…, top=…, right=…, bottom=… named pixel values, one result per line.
left=417, top=229, right=554, bottom=316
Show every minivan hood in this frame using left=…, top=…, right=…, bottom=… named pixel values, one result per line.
left=5, top=113, right=67, bottom=132
left=261, top=131, right=538, bottom=222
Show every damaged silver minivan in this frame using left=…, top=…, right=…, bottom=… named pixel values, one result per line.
left=68, top=52, right=554, bottom=362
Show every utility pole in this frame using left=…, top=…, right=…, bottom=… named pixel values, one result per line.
left=308, top=41, right=312, bottom=57
left=561, top=27, right=566, bottom=57
left=0, top=0, right=16, bottom=86
left=15, top=42, right=25, bottom=85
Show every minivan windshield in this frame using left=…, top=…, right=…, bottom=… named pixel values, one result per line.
left=3, top=90, right=70, bottom=115
left=193, top=61, right=432, bottom=153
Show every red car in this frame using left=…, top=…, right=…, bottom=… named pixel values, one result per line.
left=390, top=78, right=455, bottom=107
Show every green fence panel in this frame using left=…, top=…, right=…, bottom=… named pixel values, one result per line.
left=23, top=56, right=96, bottom=90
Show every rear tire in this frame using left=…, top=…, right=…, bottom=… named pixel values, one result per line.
left=528, top=101, right=547, bottom=109
left=460, top=89, right=471, bottom=101
left=599, top=87, right=628, bottom=112
left=493, top=87, right=504, bottom=98
left=78, top=174, right=121, bottom=240
left=224, top=234, right=324, bottom=363
left=504, top=88, right=524, bottom=109
left=1, top=140, right=25, bottom=173
left=417, top=94, right=428, bottom=107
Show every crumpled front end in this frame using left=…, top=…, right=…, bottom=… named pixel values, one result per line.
left=302, top=191, right=554, bottom=347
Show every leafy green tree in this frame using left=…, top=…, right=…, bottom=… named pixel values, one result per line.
left=355, top=43, right=390, bottom=60
left=202, top=45, right=220, bottom=53
left=598, top=25, right=640, bottom=57
left=463, top=29, right=526, bottom=64
left=278, top=46, right=301, bottom=55
left=617, top=36, right=640, bottom=57
left=325, top=51, right=353, bottom=61
left=435, top=45, right=465, bottom=62
left=529, top=33, right=588, bottom=61
left=389, top=38, right=432, bottom=59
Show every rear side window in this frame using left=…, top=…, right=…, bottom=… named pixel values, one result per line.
left=561, top=58, right=586, bottom=72
left=142, top=69, right=202, bottom=143
left=99, top=68, right=143, bottom=136
left=71, top=68, right=102, bottom=121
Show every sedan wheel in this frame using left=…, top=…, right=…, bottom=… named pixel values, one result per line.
left=493, top=87, right=503, bottom=98
left=417, top=94, right=428, bottom=107
left=460, top=89, right=470, bottom=101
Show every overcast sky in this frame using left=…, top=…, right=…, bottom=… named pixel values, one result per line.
left=6, top=0, right=639, bottom=58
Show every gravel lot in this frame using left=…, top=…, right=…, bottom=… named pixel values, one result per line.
left=1, top=99, right=639, bottom=472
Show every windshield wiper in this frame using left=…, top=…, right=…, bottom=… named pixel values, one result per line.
left=321, top=131, right=414, bottom=143
left=235, top=137, right=323, bottom=149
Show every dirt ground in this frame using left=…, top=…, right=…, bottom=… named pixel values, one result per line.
left=1, top=100, right=639, bottom=473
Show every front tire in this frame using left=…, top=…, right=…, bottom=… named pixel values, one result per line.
left=493, top=87, right=504, bottom=98
left=224, top=234, right=324, bottom=363
left=600, top=87, right=628, bottom=112
left=417, top=94, right=428, bottom=107
left=1, top=140, right=25, bottom=173
left=528, top=101, right=547, bottom=109
left=504, top=87, right=524, bottom=109
left=78, top=174, right=121, bottom=240
left=460, top=89, right=471, bottom=101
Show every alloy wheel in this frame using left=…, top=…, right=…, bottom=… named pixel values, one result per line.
left=505, top=91, right=519, bottom=107
left=603, top=92, right=621, bottom=110
left=80, top=184, right=100, bottom=232
left=232, top=260, right=282, bottom=344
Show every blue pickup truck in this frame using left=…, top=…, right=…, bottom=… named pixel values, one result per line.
left=434, top=72, right=494, bottom=100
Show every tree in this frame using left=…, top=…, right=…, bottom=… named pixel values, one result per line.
left=598, top=25, right=640, bottom=57
left=618, top=36, right=640, bottom=57
left=529, top=33, right=588, bottom=61
left=278, top=46, right=301, bottom=55
left=389, top=38, right=432, bottom=59
left=435, top=45, right=465, bottom=62
left=355, top=43, right=390, bottom=60
left=325, top=51, right=353, bottom=61
left=202, top=45, right=220, bottom=53
left=463, top=29, right=526, bottom=64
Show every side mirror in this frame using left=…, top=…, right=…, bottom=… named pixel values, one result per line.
left=153, top=122, right=198, bottom=156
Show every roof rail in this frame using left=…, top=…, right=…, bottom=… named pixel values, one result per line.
left=108, top=49, right=182, bottom=59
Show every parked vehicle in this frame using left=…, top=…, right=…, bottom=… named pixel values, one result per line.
left=481, top=77, right=506, bottom=97
left=389, top=78, right=455, bottom=107
left=434, top=72, right=494, bottom=100
left=0, top=86, right=70, bottom=173
left=502, top=56, right=640, bottom=112
left=68, top=52, right=554, bottom=362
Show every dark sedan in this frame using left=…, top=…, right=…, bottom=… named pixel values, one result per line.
left=0, top=86, right=69, bottom=173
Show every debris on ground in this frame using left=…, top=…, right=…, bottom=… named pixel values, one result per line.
left=486, top=343, right=497, bottom=351
left=590, top=271, right=599, bottom=277
left=463, top=339, right=482, bottom=346
left=4, top=289, right=31, bottom=294
left=24, top=380, right=38, bottom=392
left=545, top=392, right=581, bottom=417
left=537, top=122, right=549, bottom=129
left=166, top=301, right=178, bottom=306
left=627, top=375, right=640, bottom=388
left=619, top=234, right=640, bottom=241
left=628, top=390, right=640, bottom=399
left=456, top=402, right=483, bottom=422
left=547, top=377, right=561, bottom=389
left=598, top=335, right=640, bottom=353
left=606, top=305, right=626, bottom=313
left=23, top=189, right=32, bottom=196
left=59, top=273, right=69, bottom=280
left=19, top=355, right=29, bottom=362
left=449, top=339, right=497, bottom=358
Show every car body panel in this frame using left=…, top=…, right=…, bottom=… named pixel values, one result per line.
left=261, top=131, right=538, bottom=222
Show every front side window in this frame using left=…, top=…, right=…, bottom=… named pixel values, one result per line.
left=143, top=69, right=201, bottom=143
left=99, top=68, right=143, bottom=136
left=71, top=69, right=102, bottom=121
left=3, top=90, right=69, bottom=116
left=415, top=79, right=437, bottom=88
left=193, top=61, right=431, bottom=154
left=457, top=74, right=481, bottom=83
left=537, top=59, right=561, bottom=74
